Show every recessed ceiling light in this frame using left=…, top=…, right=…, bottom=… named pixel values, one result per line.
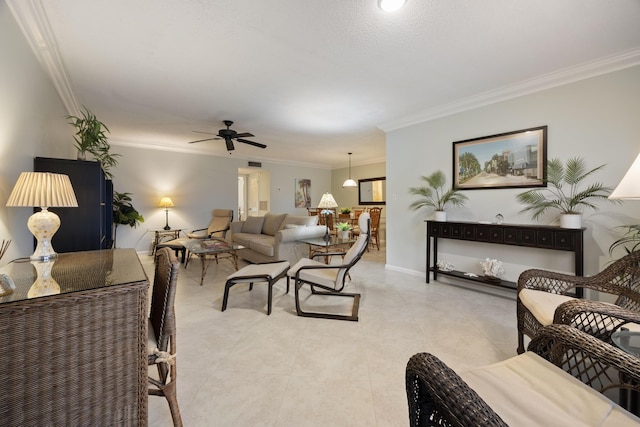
left=378, top=0, right=407, bottom=12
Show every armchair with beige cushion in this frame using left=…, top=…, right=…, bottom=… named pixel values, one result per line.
left=407, top=324, right=640, bottom=426
left=157, top=209, right=233, bottom=263
left=185, top=209, right=233, bottom=239
left=517, top=250, right=640, bottom=353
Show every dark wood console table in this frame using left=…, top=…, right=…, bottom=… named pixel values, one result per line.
left=0, top=249, right=149, bottom=426
left=426, top=220, right=585, bottom=296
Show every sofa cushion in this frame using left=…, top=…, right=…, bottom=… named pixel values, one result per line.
left=281, top=215, right=317, bottom=228
left=231, top=232, right=258, bottom=248
left=459, top=351, right=640, bottom=426
left=249, top=236, right=276, bottom=257
left=262, top=213, right=287, bottom=236
left=242, top=216, right=265, bottom=234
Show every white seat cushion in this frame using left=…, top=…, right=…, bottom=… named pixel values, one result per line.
left=227, top=261, right=289, bottom=281
left=519, top=288, right=576, bottom=325
left=460, top=352, right=640, bottom=426
left=288, top=258, right=339, bottom=288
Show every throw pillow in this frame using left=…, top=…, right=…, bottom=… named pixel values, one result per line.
left=262, top=213, right=287, bottom=236
left=242, top=216, right=265, bottom=234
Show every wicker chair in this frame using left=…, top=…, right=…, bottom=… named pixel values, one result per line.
left=406, top=324, right=640, bottom=427
left=149, top=248, right=183, bottom=426
left=287, top=214, right=370, bottom=321
left=517, top=250, right=640, bottom=353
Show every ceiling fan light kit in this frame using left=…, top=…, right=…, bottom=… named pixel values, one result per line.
left=378, top=0, right=406, bottom=12
left=188, top=120, right=266, bottom=151
left=343, top=152, right=358, bottom=188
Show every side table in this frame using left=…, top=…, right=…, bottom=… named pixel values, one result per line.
left=612, top=330, right=640, bottom=415
left=151, top=228, right=183, bottom=256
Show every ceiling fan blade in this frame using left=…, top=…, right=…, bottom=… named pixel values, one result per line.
left=225, top=137, right=235, bottom=151
left=188, top=137, right=219, bottom=144
left=237, top=138, right=267, bottom=149
left=234, top=132, right=254, bottom=138
left=192, top=130, right=218, bottom=136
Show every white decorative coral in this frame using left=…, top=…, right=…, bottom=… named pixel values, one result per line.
left=480, top=258, right=504, bottom=277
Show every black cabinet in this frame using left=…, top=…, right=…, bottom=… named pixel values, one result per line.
left=426, top=220, right=584, bottom=295
left=34, top=157, right=113, bottom=252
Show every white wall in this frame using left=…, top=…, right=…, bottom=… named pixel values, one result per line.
left=110, top=145, right=331, bottom=251
left=387, top=65, right=640, bottom=280
left=0, top=2, right=72, bottom=264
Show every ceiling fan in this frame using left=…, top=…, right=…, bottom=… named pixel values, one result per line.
left=188, top=120, right=266, bottom=151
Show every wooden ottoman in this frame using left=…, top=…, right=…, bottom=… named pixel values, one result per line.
left=222, top=261, right=290, bottom=315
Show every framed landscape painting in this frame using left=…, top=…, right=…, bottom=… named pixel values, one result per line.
left=453, top=126, right=547, bottom=190
left=295, top=178, right=311, bottom=208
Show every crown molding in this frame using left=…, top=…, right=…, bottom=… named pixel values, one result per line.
left=378, top=48, right=640, bottom=132
left=7, top=0, right=79, bottom=115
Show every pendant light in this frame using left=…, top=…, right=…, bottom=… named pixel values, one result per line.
left=343, top=153, right=357, bottom=188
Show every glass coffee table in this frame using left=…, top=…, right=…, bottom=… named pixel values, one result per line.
left=298, top=235, right=355, bottom=264
left=611, top=330, right=640, bottom=414
left=182, top=238, right=244, bottom=286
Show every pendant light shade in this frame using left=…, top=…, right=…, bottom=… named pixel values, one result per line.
left=343, top=153, right=357, bottom=188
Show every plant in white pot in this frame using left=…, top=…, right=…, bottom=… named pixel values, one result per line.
left=409, top=170, right=467, bottom=221
left=516, top=157, right=618, bottom=229
left=335, top=222, right=352, bottom=239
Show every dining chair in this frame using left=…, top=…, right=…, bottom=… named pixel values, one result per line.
left=149, top=248, right=183, bottom=426
left=287, top=213, right=370, bottom=321
left=367, top=207, right=382, bottom=250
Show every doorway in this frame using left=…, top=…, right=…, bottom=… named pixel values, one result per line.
left=238, top=168, right=270, bottom=221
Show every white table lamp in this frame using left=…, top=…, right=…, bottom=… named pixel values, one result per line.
left=6, top=172, right=78, bottom=260
left=609, top=153, right=640, bottom=200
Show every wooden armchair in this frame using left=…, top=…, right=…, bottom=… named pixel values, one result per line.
left=158, top=209, right=233, bottom=264
left=517, top=250, right=640, bottom=353
left=406, top=324, right=640, bottom=426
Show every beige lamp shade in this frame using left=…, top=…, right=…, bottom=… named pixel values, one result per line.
left=318, top=193, right=338, bottom=209
left=6, top=172, right=78, bottom=208
left=159, top=197, right=175, bottom=208
left=6, top=172, right=78, bottom=260
left=610, top=153, right=640, bottom=200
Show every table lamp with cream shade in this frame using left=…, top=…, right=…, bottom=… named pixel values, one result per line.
left=318, top=192, right=338, bottom=242
left=6, top=172, right=78, bottom=260
left=609, top=153, right=640, bottom=200
left=159, top=196, right=175, bottom=230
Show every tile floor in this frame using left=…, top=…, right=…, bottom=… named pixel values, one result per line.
left=143, top=245, right=518, bottom=426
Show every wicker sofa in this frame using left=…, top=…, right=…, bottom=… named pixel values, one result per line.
left=406, top=324, right=640, bottom=426
left=229, top=212, right=326, bottom=265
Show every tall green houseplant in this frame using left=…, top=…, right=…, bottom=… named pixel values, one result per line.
left=66, top=107, right=120, bottom=178
left=112, top=191, right=144, bottom=248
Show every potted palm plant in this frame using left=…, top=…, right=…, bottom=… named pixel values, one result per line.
left=516, top=157, right=618, bottom=229
left=66, top=107, right=120, bottom=178
left=409, top=170, right=467, bottom=221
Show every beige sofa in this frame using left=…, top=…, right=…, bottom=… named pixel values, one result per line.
left=229, top=213, right=326, bottom=265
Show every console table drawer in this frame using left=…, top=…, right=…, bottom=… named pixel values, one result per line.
left=536, top=230, right=554, bottom=248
